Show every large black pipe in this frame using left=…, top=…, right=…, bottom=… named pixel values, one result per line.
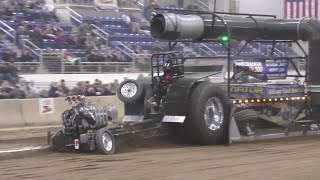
left=150, top=13, right=320, bottom=106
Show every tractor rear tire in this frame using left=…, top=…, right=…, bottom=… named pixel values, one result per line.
left=180, top=82, right=231, bottom=145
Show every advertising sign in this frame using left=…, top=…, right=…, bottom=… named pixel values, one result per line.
left=233, top=59, right=289, bottom=81
left=39, top=98, right=55, bottom=115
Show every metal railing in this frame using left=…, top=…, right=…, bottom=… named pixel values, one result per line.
left=66, top=7, right=83, bottom=24
left=196, top=0, right=215, bottom=11
left=267, top=45, right=285, bottom=57
left=91, top=24, right=109, bottom=44
left=0, top=20, right=15, bottom=40
left=116, top=46, right=134, bottom=59
left=199, top=48, right=214, bottom=56
left=16, top=61, right=139, bottom=74
left=23, top=39, right=43, bottom=56
left=64, top=61, right=136, bottom=73
left=15, top=50, right=143, bottom=74
left=115, top=41, right=134, bottom=53
left=200, top=43, right=217, bottom=56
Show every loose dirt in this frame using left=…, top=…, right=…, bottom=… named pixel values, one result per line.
left=1, top=127, right=320, bottom=180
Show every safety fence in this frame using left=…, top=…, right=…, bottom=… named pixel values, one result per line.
left=15, top=53, right=152, bottom=74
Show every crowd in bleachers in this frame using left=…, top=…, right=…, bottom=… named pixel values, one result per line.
left=0, top=75, right=137, bottom=99
left=0, top=0, right=302, bottom=99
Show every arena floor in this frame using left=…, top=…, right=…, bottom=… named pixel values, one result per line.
left=1, top=127, right=320, bottom=180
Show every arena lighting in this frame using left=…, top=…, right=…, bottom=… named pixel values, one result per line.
left=231, top=96, right=308, bottom=104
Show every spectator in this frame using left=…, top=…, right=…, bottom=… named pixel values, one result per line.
left=114, top=50, right=126, bottom=62
left=87, top=50, right=100, bottom=62
left=111, top=79, right=119, bottom=93
left=86, top=86, right=96, bottom=96
left=13, top=84, right=26, bottom=99
left=103, top=83, right=115, bottom=95
left=48, top=82, right=60, bottom=97
left=0, top=61, right=7, bottom=84
left=26, top=80, right=41, bottom=98
left=143, top=0, right=159, bottom=21
left=56, top=32, right=66, bottom=49
left=65, top=34, right=78, bottom=49
left=3, top=49, right=16, bottom=62
left=59, top=79, right=70, bottom=95
left=42, top=2, right=56, bottom=22
left=0, top=80, right=15, bottom=99
left=71, top=82, right=87, bottom=96
left=78, top=20, right=92, bottom=41
left=6, top=61, right=19, bottom=85
left=134, top=45, right=146, bottom=54
left=93, top=79, right=104, bottom=95
left=20, top=49, right=34, bottom=62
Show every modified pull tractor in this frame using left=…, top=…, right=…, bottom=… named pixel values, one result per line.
left=48, top=95, right=119, bottom=155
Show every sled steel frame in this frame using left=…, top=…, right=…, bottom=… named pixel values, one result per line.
left=155, top=8, right=315, bottom=143
left=156, top=8, right=308, bottom=97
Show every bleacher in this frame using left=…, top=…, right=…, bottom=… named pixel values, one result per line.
left=0, top=1, right=302, bottom=74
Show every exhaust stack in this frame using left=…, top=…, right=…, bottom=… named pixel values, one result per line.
left=150, top=13, right=320, bottom=107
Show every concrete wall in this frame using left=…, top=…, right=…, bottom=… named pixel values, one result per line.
left=0, top=96, right=124, bottom=128
left=20, top=73, right=149, bottom=90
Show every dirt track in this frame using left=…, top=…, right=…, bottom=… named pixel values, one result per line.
left=1, top=128, right=320, bottom=180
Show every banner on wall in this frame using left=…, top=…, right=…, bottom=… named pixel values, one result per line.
left=39, top=98, right=55, bottom=115
left=233, top=59, right=289, bottom=81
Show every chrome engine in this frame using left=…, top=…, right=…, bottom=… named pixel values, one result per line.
left=62, top=95, right=118, bottom=135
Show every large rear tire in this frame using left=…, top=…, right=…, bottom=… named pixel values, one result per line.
left=181, top=82, right=231, bottom=145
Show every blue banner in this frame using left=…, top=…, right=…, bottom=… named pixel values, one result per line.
left=233, top=59, right=289, bottom=80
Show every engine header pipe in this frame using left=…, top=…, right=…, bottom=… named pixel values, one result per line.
left=150, top=13, right=320, bottom=107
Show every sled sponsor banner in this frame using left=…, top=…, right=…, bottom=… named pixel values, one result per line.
left=257, top=100, right=305, bottom=126
left=221, top=84, right=305, bottom=99
left=233, top=59, right=289, bottom=80
left=39, top=98, right=55, bottom=115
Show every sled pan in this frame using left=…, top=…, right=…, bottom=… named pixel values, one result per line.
left=228, top=97, right=320, bottom=143
left=229, top=116, right=320, bottom=144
